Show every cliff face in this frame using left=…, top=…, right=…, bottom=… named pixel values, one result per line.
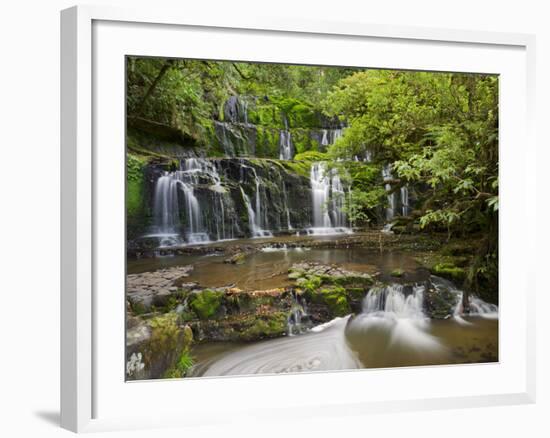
left=127, top=157, right=315, bottom=245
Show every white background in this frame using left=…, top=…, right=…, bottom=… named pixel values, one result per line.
left=0, top=0, right=547, bottom=437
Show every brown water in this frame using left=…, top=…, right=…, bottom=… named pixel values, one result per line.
left=128, top=238, right=498, bottom=377
left=189, top=316, right=498, bottom=377
left=128, top=245, right=425, bottom=290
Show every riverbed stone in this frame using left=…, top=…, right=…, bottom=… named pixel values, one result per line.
left=126, top=265, right=194, bottom=313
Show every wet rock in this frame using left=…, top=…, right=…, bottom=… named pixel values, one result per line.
left=126, top=265, right=193, bottom=313
left=224, top=252, right=247, bottom=264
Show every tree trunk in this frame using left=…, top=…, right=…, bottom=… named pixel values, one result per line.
left=135, top=60, right=174, bottom=115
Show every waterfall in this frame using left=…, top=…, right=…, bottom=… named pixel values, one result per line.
left=240, top=186, right=273, bottom=238
left=362, top=284, right=426, bottom=319
left=307, top=162, right=352, bottom=235
left=400, top=186, right=410, bottom=216
left=352, top=283, right=443, bottom=351
left=279, top=130, right=293, bottom=160
left=282, top=182, right=293, bottom=230
left=382, top=164, right=396, bottom=221
left=321, top=130, right=329, bottom=148
left=287, top=292, right=309, bottom=336
left=319, top=128, right=343, bottom=150
left=428, top=276, right=499, bottom=323
left=149, top=158, right=240, bottom=246
left=224, top=95, right=249, bottom=124
left=364, top=150, right=373, bottom=162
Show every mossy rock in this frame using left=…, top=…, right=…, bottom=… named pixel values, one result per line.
left=391, top=268, right=405, bottom=277
left=163, top=349, right=194, bottom=378
left=224, top=252, right=247, bottom=264
left=127, top=313, right=194, bottom=380
left=189, top=289, right=224, bottom=319
left=424, top=287, right=457, bottom=319
left=239, top=312, right=288, bottom=341
left=432, top=263, right=466, bottom=282
left=311, top=286, right=351, bottom=317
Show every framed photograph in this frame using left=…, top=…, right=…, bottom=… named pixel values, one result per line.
left=61, top=5, right=536, bottom=432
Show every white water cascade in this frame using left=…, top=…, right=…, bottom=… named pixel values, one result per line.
left=349, top=283, right=444, bottom=353
left=149, top=158, right=239, bottom=246
left=400, top=186, right=410, bottom=216
left=383, top=164, right=412, bottom=222
left=279, top=130, right=293, bottom=160
left=282, top=183, right=293, bottom=230
left=307, top=162, right=352, bottom=235
left=382, top=164, right=396, bottom=221
left=320, top=128, right=343, bottom=150
left=429, top=276, right=499, bottom=323
left=240, top=186, right=273, bottom=238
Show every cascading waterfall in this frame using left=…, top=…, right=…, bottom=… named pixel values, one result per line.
left=349, top=283, right=444, bottom=352
left=308, top=162, right=352, bottom=235
left=282, top=182, right=293, bottom=230
left=400, top=186, right=410, bottom=216
left=429, top=276, right=499, bottom=322
left=240, top=186, right=273, bottom=238
left=382, top=164, right=396, bottom=221
left=279, top=130, right=293, bottom=160
left=319, top=128, right=343, bottom=150
left=150, top=174, right=183, bottom=246
left=149, top=158, right=240, bottom=246
left=362, top=284, right=426, bottom=319
left=287, top=291, right=309, bottom=336
left=383, top=163, right=412, bottom=221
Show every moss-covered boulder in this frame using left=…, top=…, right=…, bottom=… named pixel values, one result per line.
left=189, top=289, right=224, bottom=320
left=126, top=313, right=194, bottom=380
left=431, top=262, right=466, bottom=283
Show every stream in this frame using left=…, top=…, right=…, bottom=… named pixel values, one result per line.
left=128, top=243, right=498, bottom=377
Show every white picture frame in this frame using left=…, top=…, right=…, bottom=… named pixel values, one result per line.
left=60, top=4, right=536, bottom=433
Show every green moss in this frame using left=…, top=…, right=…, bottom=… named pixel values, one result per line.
left=240, top=312, right=288, bottom=340
left=432, top=263, right=466, bottom=282
left=147, top=314, right=192, bottom=363
left=293, top=150, right=329, bottom=162
left=126, top=153, right=146, bottom=218
left=130, top=300, right=147, bottom=316
left=299, top=275, right=323, bottom=293
left=391, top=268, right=405, bottom=277
left=163, top=350, right=194, bottom=378
left=247, top=102, right=284, bottom=128
left=291, top=129, right=315, bottom=154
left=279, top=160, right=311, bottom=179
left=318, top=287, right=351, bottom=316
left=189, top=289, right=223, bottom=319
left=320, top=273, right=373, bottom=287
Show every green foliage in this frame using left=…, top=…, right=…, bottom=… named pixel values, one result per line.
left=164, top=351, right=194, bottom=378
left=126, top=154, right=145, bottom=217
left=189, top=290, right=223, bottom=319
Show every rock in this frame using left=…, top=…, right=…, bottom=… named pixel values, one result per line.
left=224, top=252, right=247, bottom=264
left=288, top=271, right=303, bottom=280
left=126, top=313, right=194, bottom=380
left=126, top=265, right=194, bottom=313
left=390, top=268, right=404, bottom=277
